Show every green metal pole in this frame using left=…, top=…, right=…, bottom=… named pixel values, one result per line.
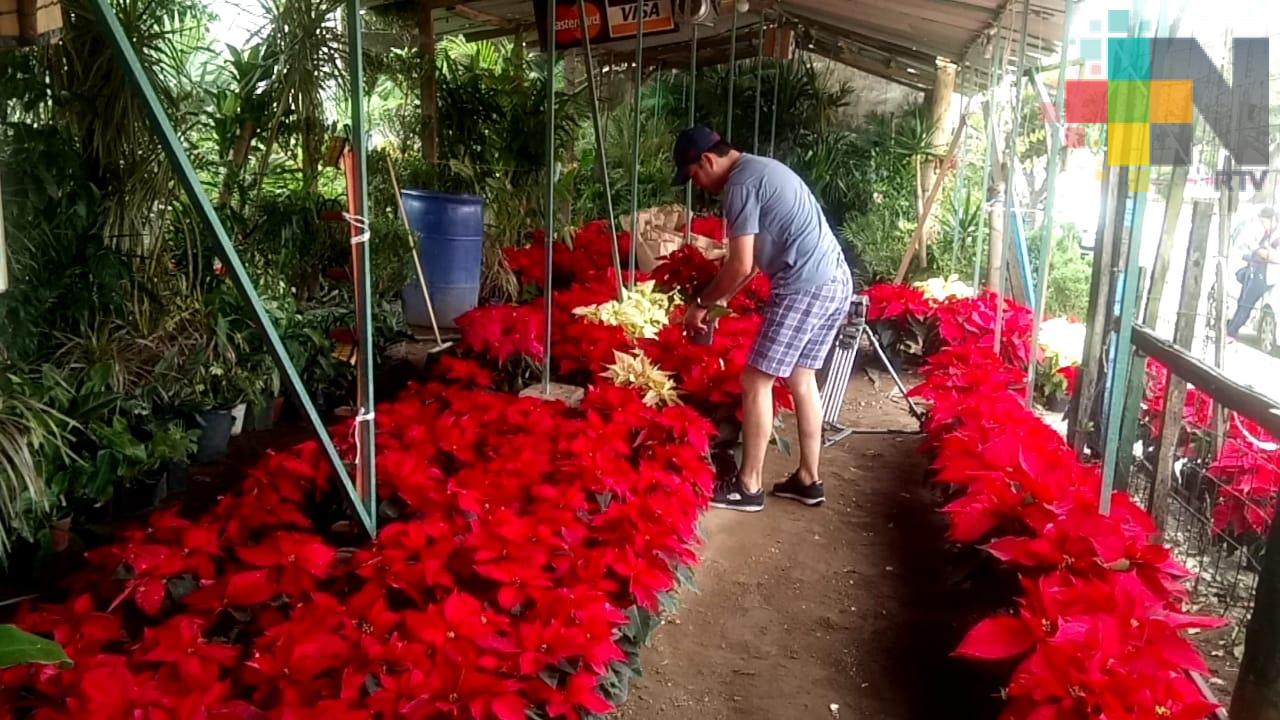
left=1026, top=0, right=1077, bottom=407
left=577, top=0, right=625, bottom=299
left=753, top=18, right=765, bottom=153
left=684, top=21, right=698, bottom=247
left=543, top=0, right=557, bottom=394
left=726, top=1, right=738, bottom=141
left=628, top=0, right=646, bottom=288
left=85, top=0, right=374, bottom=536
left=1100, top=0, right=1155, bottom=514
left=993, top=0, right=1030, bottom=354
left=346, top=0, right=377, bottom=534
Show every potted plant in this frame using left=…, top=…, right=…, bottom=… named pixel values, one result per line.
left=188, top=355, right=250, bottom=463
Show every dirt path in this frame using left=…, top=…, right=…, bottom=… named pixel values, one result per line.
left=616, top=371, right=1005, bottom=720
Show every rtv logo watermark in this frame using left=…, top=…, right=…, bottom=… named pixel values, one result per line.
left=1063, top=8, right=1270, bottom=191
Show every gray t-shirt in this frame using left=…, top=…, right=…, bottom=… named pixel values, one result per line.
left=721, top=154, right=847, bottom=295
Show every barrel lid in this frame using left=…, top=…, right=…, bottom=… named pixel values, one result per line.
left=400, top=188, right=485, bottom=205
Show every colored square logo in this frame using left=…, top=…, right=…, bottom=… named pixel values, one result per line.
left=1108, top=37, right=1151, bottom=80
left=1108, top=122, right=1150, bottom=167
left=1080, top=37, right=1103, bottom=62
left=1108, top=81, right=1150, bottom=123
left=1065, top=80, right=1108, bottom=123
left=1149, top=80, right=1193, bottom=123
left=1108, top=9, right=1130, bottom=34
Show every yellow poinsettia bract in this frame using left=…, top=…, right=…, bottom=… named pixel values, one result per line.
left=601, top=350, right=681, bottom=407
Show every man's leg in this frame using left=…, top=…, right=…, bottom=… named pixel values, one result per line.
left=738, top=365, right=778, bottom=494
left=785, top=366, right=823, bottom=485
left=1228, top=276, right=1267, bottom=337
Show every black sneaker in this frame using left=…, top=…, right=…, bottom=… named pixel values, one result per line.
left=771, top=472, right=825, bottom=506
left=710, top=480, right=765, bottom=513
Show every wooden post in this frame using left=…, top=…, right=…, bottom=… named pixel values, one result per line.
left=1212, top=157, right=1237, bottom=456
left=418, top=0, right=439, bottom=164
left=920, top=60, right=957, bottom=244
left=986, top=159, right=1007, bottom=289
left=1070, top=166, right=1124, bottom=455
left=1231, top=513, right=1280, bottom=720
left=1113, top=265, right=1147, bottom=492
left=1143, top=165, right=1189, bottom=326
left=894, top=115, right=969, bottom=284
left=1149, top=200, right=1213, bottom=530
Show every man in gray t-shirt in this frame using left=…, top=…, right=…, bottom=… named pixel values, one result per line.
left=673, top=126, right=853, bottom=513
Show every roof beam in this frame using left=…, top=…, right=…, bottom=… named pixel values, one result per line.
left=808, top=36, right=933, bottom=91
left=449, top=4, right=517, bottom=29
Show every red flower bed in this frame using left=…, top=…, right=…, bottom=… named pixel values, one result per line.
left=1141, top=362, right=1280, bottom=536
left=875, top=283, right=1226, bottom=719
left=503, top=221, right=633, bottom=290
left=2, top=377, right=719, bottom=719
left=2, top=222, right=788, bottom=719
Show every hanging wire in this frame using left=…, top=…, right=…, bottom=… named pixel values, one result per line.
left=542, top=0, right=557, bottom=394
left=628, top=0, right=646, bottom=288
left=684, top=21, right=699, bottom=247
left=577, top=0, right=625, bottom=299
left=752, top=15, right=765, bottom=153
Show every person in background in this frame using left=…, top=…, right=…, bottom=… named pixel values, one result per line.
left=1227, top=206, right=1280, bottom=341
left=674, top=126, right=854, bottom=513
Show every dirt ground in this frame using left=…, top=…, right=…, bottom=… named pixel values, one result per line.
left=616, top=370, right=1007, bottom=720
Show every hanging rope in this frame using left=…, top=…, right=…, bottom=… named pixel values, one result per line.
left=684, top=21, right=698, bottom=247
left=542, top=0, right=557, bottom=394
left=752, top=16, right=765, bottom=153
left=576, top=0, right=625, bottom=299
left=627, top=0, right=646, bottom=288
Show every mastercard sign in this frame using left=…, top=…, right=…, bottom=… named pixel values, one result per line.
left=535, top=0, right=678, bottom=51
left=552, top=1, right=603, bottom=46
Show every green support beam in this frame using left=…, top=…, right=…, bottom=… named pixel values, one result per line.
left=346, top=0, right=378, bottom=535
left=88, top=0, right=376, bottom=537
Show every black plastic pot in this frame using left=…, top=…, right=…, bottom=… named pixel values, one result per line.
left=1046, top=394, right=1070, bottom=413
left=246, top=395, right=278, bottom=432
left=194, top=409, right=234, bottom=463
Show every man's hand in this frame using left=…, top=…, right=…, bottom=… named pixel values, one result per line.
left=685, top=305, right=710, bottom=334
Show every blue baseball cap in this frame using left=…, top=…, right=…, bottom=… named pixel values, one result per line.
left=671, top=126, right=722, bottom=186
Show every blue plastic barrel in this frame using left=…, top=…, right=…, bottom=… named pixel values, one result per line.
left=399, top=189, right=485, bottom=328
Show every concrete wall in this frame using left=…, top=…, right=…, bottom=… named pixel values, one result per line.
left=808, top=55, right=924, bottom=126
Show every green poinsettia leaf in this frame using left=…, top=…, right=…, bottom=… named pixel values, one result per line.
left=0, top=625, right=72, bottom=669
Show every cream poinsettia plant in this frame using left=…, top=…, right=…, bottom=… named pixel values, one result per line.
left=573, top=281, right=677, bottom=340
left=602, top=350, right=680, bottom=407
left=1037, top=317, right=1085, bottom=370
left=913, top=275, right=976, bottom=303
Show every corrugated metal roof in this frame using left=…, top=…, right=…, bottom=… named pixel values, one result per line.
left=366, top=0, right=1068, bottom=91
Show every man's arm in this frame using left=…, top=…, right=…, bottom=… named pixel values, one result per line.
left=694, top=234, right=755, bottom=306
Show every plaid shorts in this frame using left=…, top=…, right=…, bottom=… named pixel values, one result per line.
left=748, top=271, right=854, bottom=378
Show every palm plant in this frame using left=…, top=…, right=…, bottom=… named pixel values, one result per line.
left=0, top=375, right=75, bottom=563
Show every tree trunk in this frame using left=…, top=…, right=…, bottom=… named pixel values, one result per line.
left=919, top=60, right=956, bottom=216
left=418, top=1, right=438, bottom=164
left=1231, top=515, right=1280, bottom=720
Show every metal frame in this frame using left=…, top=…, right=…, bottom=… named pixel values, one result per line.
left=87, top=0, right=377, bottom=536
